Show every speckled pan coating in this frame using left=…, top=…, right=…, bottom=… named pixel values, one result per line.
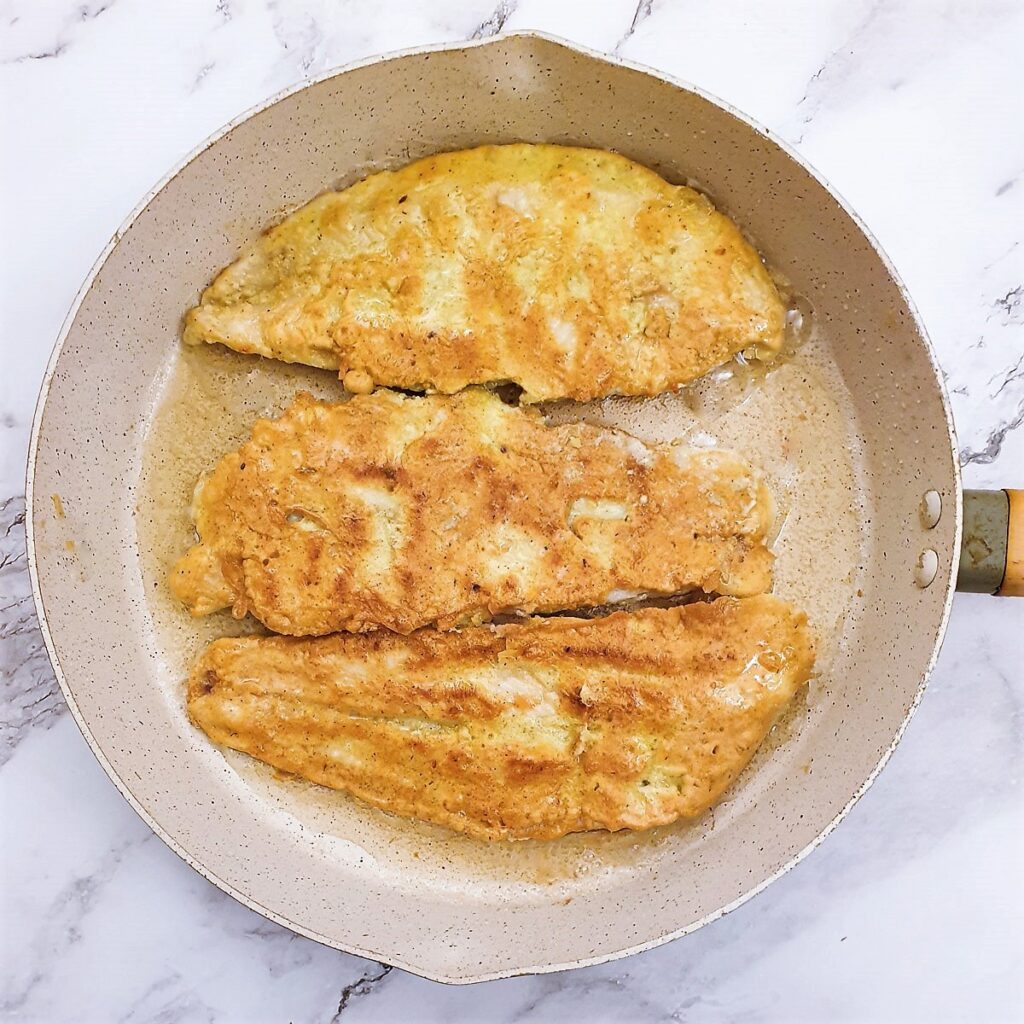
left=26, top=33, right=960, bottom=983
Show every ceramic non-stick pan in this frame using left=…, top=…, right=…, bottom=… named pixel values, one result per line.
left=26, top=33, right=1022, bottom=983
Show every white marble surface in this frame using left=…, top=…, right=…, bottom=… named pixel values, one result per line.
left=1, top=1, right=1023, bottom=1020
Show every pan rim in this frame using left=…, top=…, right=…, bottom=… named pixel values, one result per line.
left=25, top=29, right=963, bottom=984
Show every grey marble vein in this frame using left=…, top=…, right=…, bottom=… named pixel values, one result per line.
left=509, top=972, right=679, bottom=1023
left=615, top=0, right=656, bottom=53
left=787, top=0, right=890, bottom=143
left=3, top=831, right=155, bottom=1018
left=0, top=495, right=65, bottom=767
left=266, top=0, right=325, bottom=77
left=118, top=974, right=218, bottom=1024
left=984, top=240, right=1019, bottom=272
left=329, top=964, right=393, bottom=1021
left=960, top=399, right=1024, bottom=465
left=471, top=0, right=518, bottom=40
left=0, top=0, right=116, bottom=64
left=2, top=40, right=68, bottom=63
left=994, top=284, right=1023, bottom=324
left=190, top=59, right=216, bottom=92
left=77, top=1, right=115, bottom=22
left=223, top=914, right=319, bottom=981
left=992, top=350, right=1024, bottom=397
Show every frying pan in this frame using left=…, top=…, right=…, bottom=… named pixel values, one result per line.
left=26, top=32, right=1022, bottom=983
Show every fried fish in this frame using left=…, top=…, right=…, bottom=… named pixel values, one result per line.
left=183, top=144, right=785, bottom=402
left=170, top=389, right=774, bottom=636
left=188, top=596, right=813, bottom=841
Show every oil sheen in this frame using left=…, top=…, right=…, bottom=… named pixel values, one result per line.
left=136, top=291, right=869, bottom=900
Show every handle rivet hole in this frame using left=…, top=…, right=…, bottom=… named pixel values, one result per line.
left=915, top=548, right=938, bottom=589
left=920, top=490, right=941, bottom=529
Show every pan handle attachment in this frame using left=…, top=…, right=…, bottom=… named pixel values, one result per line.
left=957, top=489, right=1024, bottom=596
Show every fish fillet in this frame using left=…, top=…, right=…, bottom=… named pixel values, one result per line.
left=188, top=597, right=814, bottom=841
left=170, top=388, right=774, bottom=636
left=183, top=144, right=785, bottom=402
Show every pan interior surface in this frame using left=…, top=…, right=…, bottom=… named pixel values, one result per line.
left=28, top=34, right=958, bottom=981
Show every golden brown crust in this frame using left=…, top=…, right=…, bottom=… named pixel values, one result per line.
left=170, top=389, right=774, bottom=635
left=187, top=596, right=815, bottom=840
left=183, top=144, right=785, bottom=402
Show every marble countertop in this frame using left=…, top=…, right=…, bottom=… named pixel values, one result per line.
left=2, top=1, right=1022, bottom=1021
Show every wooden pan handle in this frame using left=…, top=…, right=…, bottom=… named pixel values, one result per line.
left=1002, top=489, right=1024, bottom=597
left=958, top=489, right=1024, bottom=596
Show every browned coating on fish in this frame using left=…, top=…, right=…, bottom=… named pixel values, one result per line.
left=171, top=389, right=774, bottom=636
left=183, top=144, right=785, bottom=402
left=188, top=597, right=815, bottom=841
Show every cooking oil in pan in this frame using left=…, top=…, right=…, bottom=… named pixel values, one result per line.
left=137, top=295, right=869, bottom=898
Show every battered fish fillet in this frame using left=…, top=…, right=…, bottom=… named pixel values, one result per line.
left=183, top=144, right=785, bottom=402
left=188, top=596, right=814, bottom=841
left=170, top=389, right=774, bottom=636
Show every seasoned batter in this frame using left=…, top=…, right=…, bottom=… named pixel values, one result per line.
left=183, top=144, right=785, bottom=402
left=188, top=596, right=814, bottom=841
left=170, top=389, right=774, bottom=636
